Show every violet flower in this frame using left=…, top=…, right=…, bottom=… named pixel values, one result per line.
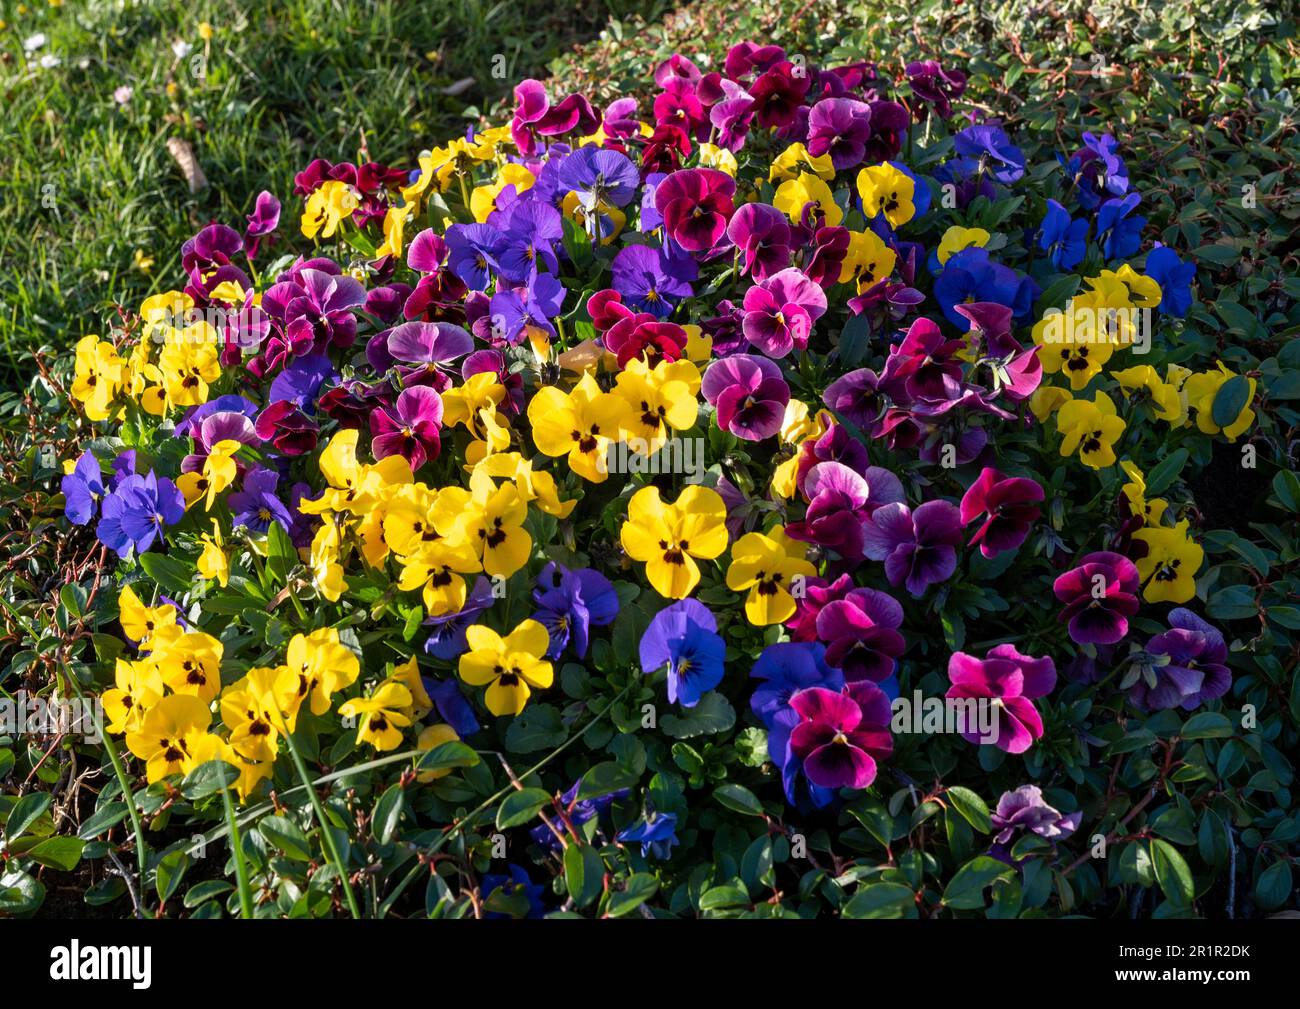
left=959, top=467, right=1043, bottom=558
left=741, top=267, right=827, bottom=358
left=784, top=461, right=904, bottom=562
left=369, top=385, right=443, bottom=470
left=701, top=353, right=790, bottom=441
left=1128, top=608, right=1231, bottom=711
left=531, top=562, right=619, bottom=660
left=652, top=168, right=735, bottom=253
left=863, top=500, right=963, bottom=597
left=990, top=785, right=1080, bottom=863
left=787, top=683, right=893, bottom=790
left=946, top=644, right=1057, bottom=754
left=726, top=202, right=792, bottom=282
left=228, top=467, right=293, bottom=534
left=806, top=97, right=872, bottom=170
left=815, top=587, right=906, bottom=683
left=1052, top=550, right=1141, bottom=646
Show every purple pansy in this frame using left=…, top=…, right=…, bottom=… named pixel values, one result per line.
left=863, top=499, right=963, bottom=597
left=741, top=267, right=827, bottom=358
left=946, top=644, right=1056, bottom=754
left=701, top=353, right=790, bottom=440
left=959, top=467, right=1043, bottom=558
left=1052, top=550, right=1141, bottom=646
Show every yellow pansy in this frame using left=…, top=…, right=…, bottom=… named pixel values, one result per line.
left=613, top=358, right=701, bottom=453
left=433, top=468, right=532, bottom=578
left=1184, top=363, right=1256, bottom=441
left=474, top=453, right=576, bottom=519
left=221, top=665, right=296, bottom=763
left=442, top=372, right=512, bottom=452
left=528, top=372, right=628, bottom=483
left=153, top=630, right=225, bottom=704
left=839, top=230, right=897, bottom=292
left=388, top=656, right=433, bottom=721
left=301, top=180, right=359, bottom=240
left=856, top=164, right=915, bottom=228
left=118, top=584, right=178, bottom=650
left=1133, top=520, right=1203, bottom=604
left=769, top=143, right=835, bottom=183
left=620, top=485, right=729, bottom=599
left=309, top=517, right=348, bottom=602
left=71, top=337, right=125, bottom=420
left=772, top=401, right=830, bottom=499
left=375, top=202, right=415, bottom=258
left=285, top=627, right=361, bottom=727
left=726, top=525, right=818, bottom=625
left=1119, top=460, right=1168, bottom=527
left=1056, top=391, right=1125, bottom=470
left=1111, top=365, right=1184, bottom=423
left=197, top=519, right=230, bottom=586
left=103, top=658, right=165, bottom=735
left=773, top=172, right=842, bottom=227
left=458, top=619, right=553, bottom=717
left=158, top=327, right=221, bottom=408
left=470, top=163, right=536, bottom=223
left=125, top=693, right=213, bottom=784
left=1029, top=385, right=1073, bottom=423
left=299, top=429, right=413, bottom=515
left=697, top=143, right=738, bottom=176
left=936, top=226, right=990, bottom=266
left=397, top=533, right=482, bottom=616
left=338, top=682, right=413, bottom=751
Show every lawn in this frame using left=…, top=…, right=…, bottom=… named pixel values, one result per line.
left=0, top=0, right=670, bottom=390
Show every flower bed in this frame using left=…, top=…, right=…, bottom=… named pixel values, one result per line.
left=14, top=37, right=1298, bottom=919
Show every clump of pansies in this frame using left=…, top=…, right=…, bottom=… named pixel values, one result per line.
left=60, top=40, right=1250, bottom=905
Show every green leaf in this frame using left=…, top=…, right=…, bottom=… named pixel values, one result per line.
left=0, top=870, right=45, bottom=916
left=1144, top=448, right=1188, bottom=496
left=503, top=704, right=567, bottom=753
left=26, top=836, right=84, bottom=872
left=697, top=882, right=749, bottom=912
left=1253, top=860, right=1292, bottom=911
left=1207, top=584, right=1256, bottom=621
left=258, top=815, right=313, bottom=861
left=576, top=761, right=640, bottom=802
left=563, top=843, right=604, bottom=909
left=942, top=855, right=1014, bottom=910
left=415, top=740, right=480, bottom=773
left=1197, top=811, right=1230, bottom=867
left=714, top=783, right=765, bottom=818
left=605, top=873, right=658, bottom=917
left=180, top=759, right=240, bottom=799
left=5, top=792, right=51, bottom=840
left=372, top=784, right=405, bottom=844
left=138, top=552, right=194, bottom=593
left=1272, top=470, right=1300, bottom=513
left=946, top=786, right=992, bottom=834
left=660, top=692, right=735, bottom=739
left=77, top=801, right=128, bottom=840
left=842, top=882, right=918, bottom=919
left=1181, top=712, right=1233, bottom=739
left=1150, top=839, right=1194, bottom=907
left=184, top=880, right=233, bottom=909
left=155, top=848, right=190, bottom=904
left=496, top=788, right=552, bottom=830
left=1211, top=374, right=1251, bottom=428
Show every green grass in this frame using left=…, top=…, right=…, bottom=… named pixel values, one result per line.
left=0, top=0, right=671, bottom=390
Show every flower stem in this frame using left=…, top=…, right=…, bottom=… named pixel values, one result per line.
left=282, top=727, right=362, bottom=919
left=221, top=783, right=256, bottom=919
